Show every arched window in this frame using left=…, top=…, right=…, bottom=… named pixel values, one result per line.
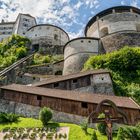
left=136, top=24, right=140, bottom=32
left=100, top=27, right=109, bottom=37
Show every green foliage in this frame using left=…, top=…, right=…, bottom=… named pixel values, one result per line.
left=96, top=114, right=106, bottom=135
left=91, top=131, right=98, bottom=140
left=39, top=107, right=53, bottom=126
left=117, top=125, right=140, bottom=140
left=84, top=47, right=140, bottom=102
left=32, top=53, right=51, bottom=65
left=16, top=46, right=27, bottom=59
left=0, top=34, right=30, bottom=68
left=0, top=112, right=20, bottom=123
left=80, top=119, right=89, bottom=135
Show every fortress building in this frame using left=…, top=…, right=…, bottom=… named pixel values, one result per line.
left=63, top=6, right=140, bottom=75
left=0, top=13, right=36, bottom=41
left=25, top=24, right=69, bottom=54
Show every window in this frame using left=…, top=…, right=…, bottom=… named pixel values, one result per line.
left=136, top=24, right=140, bottom=32
left=37, top=95, right=42, bottom=100
left=88, top=40, right=91, bottom=43
left=100, top=27, right=108, bottom=37
left=81, top=102, right=88, bottom=108
left=54, top=34, right=58, bottom=40
left=54, top=83, right=59, bottom=87
left=72, top=79, right=78, bottom=83
left=81, top=40, right=84, bottom=43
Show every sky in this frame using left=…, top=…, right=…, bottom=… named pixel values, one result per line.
left=0, top=0, right=140, bottom=39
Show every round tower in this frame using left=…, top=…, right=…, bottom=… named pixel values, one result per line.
left=63, top=37, right=100, bottom=75
left=85, top=6, right=140, bottom=52
left=26, top=24, right=69, bottom=54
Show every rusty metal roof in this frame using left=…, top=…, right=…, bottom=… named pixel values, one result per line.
left=1, top=84, right=140, bottom=110
left=32, top=69, right=111, bottom=86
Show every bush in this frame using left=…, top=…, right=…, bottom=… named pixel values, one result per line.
left=96, top=113, right=106, bottom=135
left=0, top=112, right=20, bottom=123
left=117, top=125, right=140, bottom=140
left=84, top=46, right=140, bottom=102
left=91, top=130, right=98, bottom=140
left=39, top=107, right=53, bottom=126
left=80, top=119, right=88, bottom=135
left=16, top=46, right=27, bottom=59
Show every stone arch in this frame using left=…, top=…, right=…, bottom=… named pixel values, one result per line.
left=88, top=99, right=128, bottom=124
left=100, top=27, right=109, bottom=37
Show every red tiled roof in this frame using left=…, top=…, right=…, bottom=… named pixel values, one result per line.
left=1, top=84, right=139, bottom=110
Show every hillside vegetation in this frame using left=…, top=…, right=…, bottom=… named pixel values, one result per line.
left=84, top=47, right=140, bottom=103
left=0, top=35, right=30, bottom=68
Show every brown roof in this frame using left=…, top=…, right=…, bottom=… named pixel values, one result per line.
left=1, top=84, right=140, bottom=110
left=32, top=69, right=111, bottom=86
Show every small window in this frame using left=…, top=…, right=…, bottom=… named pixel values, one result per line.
left=72, top=79, right=78, bottom=83
left=37, top=95, right=42, bottom=100
left=54, top=34, right=58, bottom=40
left=54, top=83, right=59, bottom=87
left=88, top=40, right=91, bottom=43
left=81, top=40, right=83, bottom=43
left=81, top=102, right=88, bottom=108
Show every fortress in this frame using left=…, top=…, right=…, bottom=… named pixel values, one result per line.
left=1, top=6, right=140, bottom=75
left=0, top=6, right=140, bottom=125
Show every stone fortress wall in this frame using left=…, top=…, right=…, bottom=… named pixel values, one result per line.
left=63, top=6, right=140, bottom=75
left=85, top=6, right=140, bottom=52
left=63, top=37, right=100, bottom=75
left=25, top=24, right=69, bottom=54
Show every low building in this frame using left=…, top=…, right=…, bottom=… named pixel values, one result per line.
left=0, top=84, right=139, bottom=125
left=33, top=70, right=114, bottom=95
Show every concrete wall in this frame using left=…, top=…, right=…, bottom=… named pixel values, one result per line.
left=63, top=38, right=100, bottom=75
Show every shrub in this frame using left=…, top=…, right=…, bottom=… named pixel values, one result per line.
left=117, top=125, right=140, bottom=140
left=91, top=131, right=98, bottom=140
left=0, top=112, right=20, bottom=123
left=80, top=119, right=88, bottom=135
left=96, top=113, right=106, bottom=135
left=39, top=107, right=53, bottom=126
left=16, top=46, right=27, bottom=59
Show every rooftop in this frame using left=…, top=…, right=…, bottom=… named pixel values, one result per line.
left=32, top=69, right=110, bottom=86
left=1, top=84, right=140, bottom=110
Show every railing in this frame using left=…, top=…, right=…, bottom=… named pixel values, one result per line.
left=0, top=53, right=34, bottom=77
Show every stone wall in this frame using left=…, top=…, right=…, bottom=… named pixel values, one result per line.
left=63, top=38, right=100, bottom=75
left=26, top=61, right=63, bottom=75
left=101, top=31, right=140, bottom=52
left=0, top=99, right=86, bottom=124
left=86, top=11, right=140, bottom=38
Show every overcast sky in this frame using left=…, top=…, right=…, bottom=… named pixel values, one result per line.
left=0, top=0, right=140, bottom=38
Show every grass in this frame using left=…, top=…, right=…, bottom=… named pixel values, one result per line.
left=0, top=117, right=117, bottom=140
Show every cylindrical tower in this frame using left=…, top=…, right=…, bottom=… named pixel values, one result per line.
left=85, top=6, right=140, bottom=52
left=63, top=37, right=100, bottom=75
left=26, top=24, right=69, bottom=54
